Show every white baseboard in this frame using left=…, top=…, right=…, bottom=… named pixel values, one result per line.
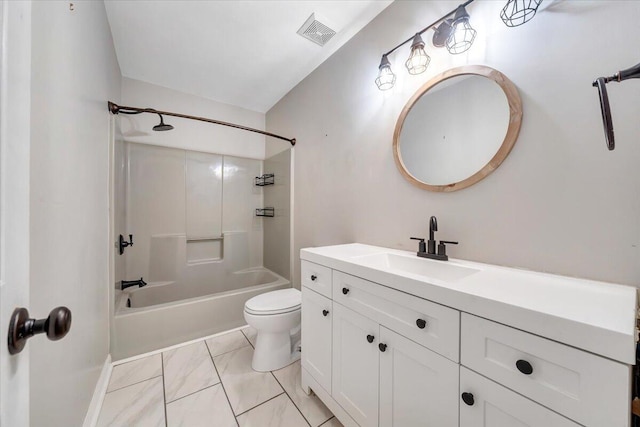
left=83, top=354, right=112, bottom=427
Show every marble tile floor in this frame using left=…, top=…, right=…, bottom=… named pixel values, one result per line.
left=97, top=327, right=342, bottom=427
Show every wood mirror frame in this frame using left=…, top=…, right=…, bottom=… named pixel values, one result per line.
left=393, top=65, right=523, bottom=192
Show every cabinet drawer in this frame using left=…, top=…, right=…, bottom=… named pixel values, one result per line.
left=333, top=270, right=460, bottom=362
left=301, top=287, right=332, bottom=393
left=460, top=367, right=580, bottom=427
left=461, top=313, right=631, bottom=426
left=301, top=260, right=332, bottom=298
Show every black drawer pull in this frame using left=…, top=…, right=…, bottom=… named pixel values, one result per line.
left=416, top=318, right=427, bottom=329
left=322, top=309, right=329, bottom=317
left=310, top=275, right=317, bottom=281
left=516, top=359, right=533, bottom=375
left=461, top=392, right=475, bottom=406
left=378, top=343, right=387, bottom=352
left=366, top=334, right=375, bottom=343
left=342, top=287, right=350, bottom=295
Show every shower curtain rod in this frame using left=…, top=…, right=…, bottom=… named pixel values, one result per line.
left=107, top=101, right=296, bottom=146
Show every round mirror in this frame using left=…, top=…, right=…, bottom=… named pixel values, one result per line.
left=393, top=65, right=522, bottom=192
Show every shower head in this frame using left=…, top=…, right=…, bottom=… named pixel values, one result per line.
left=152, top=114, right=174, bottom=131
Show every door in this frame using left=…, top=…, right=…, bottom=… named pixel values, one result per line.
left=459, top=367, right=581, bottom=427
left=379, top=326, right=459, bottom=427
left=301, top=287, right=332, bottom=392
left=0, top=1, right=32, bottom=425
left=332, top=303, right=379, bottom=427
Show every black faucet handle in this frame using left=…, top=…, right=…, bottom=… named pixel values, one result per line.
left=437, top=240, right=458, bottom=259
left=410, top=237, right=427, bottom=254
left=128, top=234, right=134, bottom=245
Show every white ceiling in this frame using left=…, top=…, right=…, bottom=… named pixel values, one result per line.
left=105, top=1, right=393, bottom=113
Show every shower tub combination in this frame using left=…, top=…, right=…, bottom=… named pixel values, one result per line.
left=113, top=266, right=288, bottom=360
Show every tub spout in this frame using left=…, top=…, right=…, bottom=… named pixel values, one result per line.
left=121, top=277, right=147, bottom=290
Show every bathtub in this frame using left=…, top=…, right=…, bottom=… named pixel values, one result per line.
left=112, top=267, right=289, bottom=360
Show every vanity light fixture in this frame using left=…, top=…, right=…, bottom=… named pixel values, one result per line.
left=375, top=0, right=477, bottom=91
left=445, top=5, right=477, bottom=55
left=376, top=0, right=541, bottom=91
left=500, top=0, right=543, bottom=27
left=405, top=33, right=430, bottom=75
left=375, top=54, right=396, bottom=90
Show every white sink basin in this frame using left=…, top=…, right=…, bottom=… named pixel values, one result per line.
left=354, top=252, right=480, bottom=282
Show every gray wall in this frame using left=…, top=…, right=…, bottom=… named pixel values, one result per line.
left=30, top=1, right=121, bottom=425
left=267, top=0, right=640, bottom=287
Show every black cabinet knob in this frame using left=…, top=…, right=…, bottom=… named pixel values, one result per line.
left=322, top=309, right=329, bottom=317
left=461, top=392, right=475, bottom=406
left=8, top=306, right=72, bottom=355
left=416, top=318, right=427, bottom=329
left=310, top=275, right=317, bottom=281
left=516, top=359, right=533, bottom=375
left=378, top=343, right=387, bottom=352
left=367, top=334, right=375, bottom=343
left=342, top=287, right=350, bottom=295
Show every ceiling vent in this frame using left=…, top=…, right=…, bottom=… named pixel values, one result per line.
left=297, top=13, right=337, bottom=47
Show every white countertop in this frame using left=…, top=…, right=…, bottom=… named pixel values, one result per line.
left=301, top=243, right=638, bottom=364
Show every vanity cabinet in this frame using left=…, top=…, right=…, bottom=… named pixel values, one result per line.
left=459, top=367, right=580, bottom=427
left=300, top=247, right=634, bottom=427
left=379, top=326, right=459, bottom=427
left=301, top=286, right=332, bottom=392
left=331, top=301, right=459, bottom=427
left=461, top=313, right=631, bottom=427
left=332, top=303, right=380, bottom=427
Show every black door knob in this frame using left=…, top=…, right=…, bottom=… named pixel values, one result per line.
left=416, top=318, right=427, bottom=329
left=516, top=359, right=533, bottom=375
left=461, top=392, right=475, bottom=406
left=310, top=275, right=317, bottom=281
left=322, top=309, right=329, bottom=317
left=378, top=343, right=387, bottom=352
left=8, top=306, right=72, bottom=355
left=342, top=287, right=350, bottom=295
left=367, top=334, right=375, bottom=343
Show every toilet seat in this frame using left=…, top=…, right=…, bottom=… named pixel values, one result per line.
left=244, top=288, right=301, bottom=316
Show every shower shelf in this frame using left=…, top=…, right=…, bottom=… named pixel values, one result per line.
left=256, top=207, right=275, bottom=217
left=255, top=174, right=275, bottom=186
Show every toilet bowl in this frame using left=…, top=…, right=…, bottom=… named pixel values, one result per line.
left=244, top=288, right=301, bottom=372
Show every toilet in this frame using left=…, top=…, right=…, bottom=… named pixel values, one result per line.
left=243, top=288, right=302, bottom=372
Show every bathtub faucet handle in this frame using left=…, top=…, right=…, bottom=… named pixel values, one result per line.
left=118, top=234, right=134, bottom=255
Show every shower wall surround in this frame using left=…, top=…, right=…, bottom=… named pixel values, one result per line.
left=267, top=0, right=640, bottom=287
left=264, top=149, right=292, bottom=280
left=115, top=142, right=264, bottom=285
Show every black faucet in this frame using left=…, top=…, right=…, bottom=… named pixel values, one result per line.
left=121, top=277, right=146, bottom=290
left=411, top=216, right=458, bottom=261
left=428, top=216, right=438, bottom=255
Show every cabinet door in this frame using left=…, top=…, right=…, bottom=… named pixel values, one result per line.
left=332, top=303, right=379, bottom=427
left=301, top=287, right=332, bottom=392
left=379, top=327, right=459, bottom=427
left=459, top=367, right=581, bottom=427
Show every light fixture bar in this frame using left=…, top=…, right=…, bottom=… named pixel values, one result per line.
left=382, top=0, right=475, bottom=58
left=107, top=101, right=296, bottom=146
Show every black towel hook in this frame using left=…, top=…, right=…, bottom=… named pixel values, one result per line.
left=592, top=62, right=640, bottom=151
